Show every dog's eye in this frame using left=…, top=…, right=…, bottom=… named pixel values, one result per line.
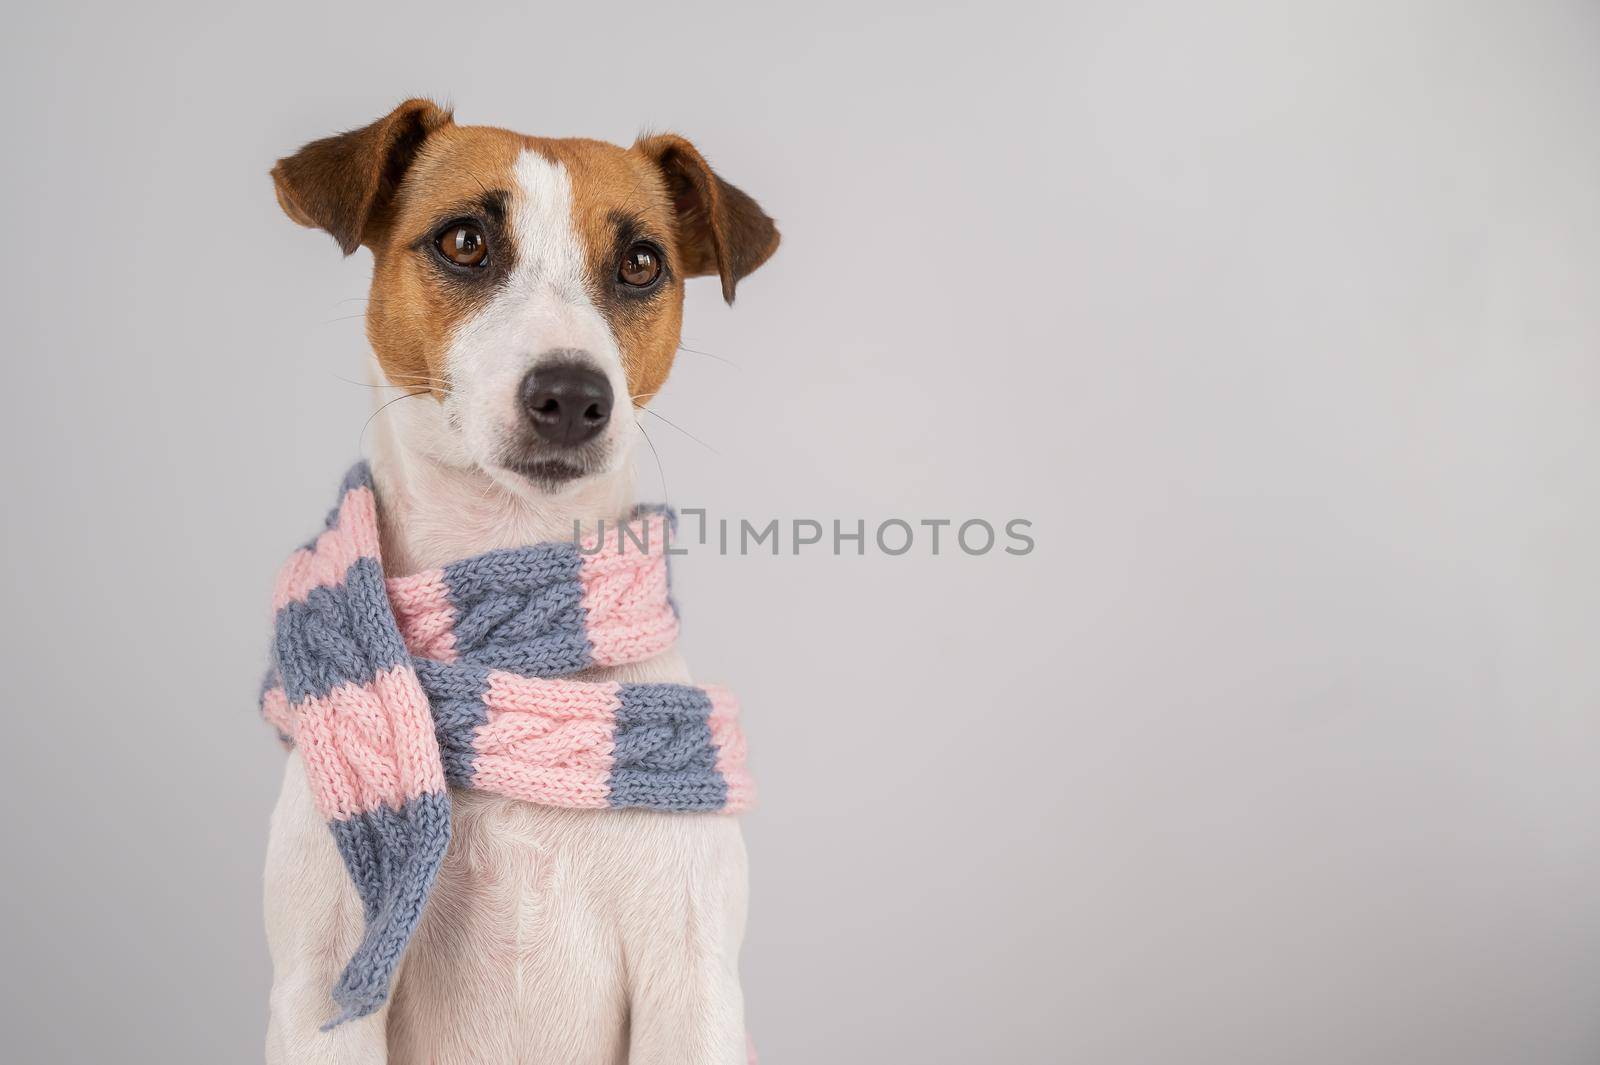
left=618, top=243, right=662, bottom=288
left=437, top=223, right=489, bottom=268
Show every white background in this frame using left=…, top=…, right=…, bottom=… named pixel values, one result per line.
left=2, top=2, right=1598, bottom=1061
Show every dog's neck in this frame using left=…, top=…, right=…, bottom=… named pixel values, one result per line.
left=367, top=404, right=636, bottom=578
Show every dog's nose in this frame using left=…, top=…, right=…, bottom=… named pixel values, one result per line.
left=519, top=362, right=614, bottom=446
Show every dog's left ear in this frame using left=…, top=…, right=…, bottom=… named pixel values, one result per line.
left=633, top=134, right=780, bottom=304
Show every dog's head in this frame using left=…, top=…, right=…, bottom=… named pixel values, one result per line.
left=272, top=99, right=778, bottom=492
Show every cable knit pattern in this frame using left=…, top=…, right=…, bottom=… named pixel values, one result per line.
left=261, top=462, right=751, bottom=1027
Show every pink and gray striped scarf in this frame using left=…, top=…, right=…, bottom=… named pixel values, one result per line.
left=260, top=463, right=752, bottom=1026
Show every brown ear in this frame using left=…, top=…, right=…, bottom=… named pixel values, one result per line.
left=271, top=99, right=453, bottom=255
left=634, top=134, right=780, bottom=304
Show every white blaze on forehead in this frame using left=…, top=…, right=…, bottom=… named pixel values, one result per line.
left=508, top=149, right=591, bottom=304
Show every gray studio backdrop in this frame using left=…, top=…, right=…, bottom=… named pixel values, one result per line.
left=3, top=2, right=1598, bottom=1062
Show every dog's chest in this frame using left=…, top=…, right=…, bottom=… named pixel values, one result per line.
left=427, top=789, right=747, bottom=930
left=386, top=792, right=748, bottom=1059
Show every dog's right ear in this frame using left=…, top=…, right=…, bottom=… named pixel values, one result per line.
left=271, top=99, right=453, bottom=255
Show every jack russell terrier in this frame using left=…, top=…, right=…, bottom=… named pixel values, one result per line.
left=262, top=99, right=778, bottom=1065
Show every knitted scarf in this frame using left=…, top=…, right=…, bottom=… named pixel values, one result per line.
left=260, top=463, right=752, bottom=1027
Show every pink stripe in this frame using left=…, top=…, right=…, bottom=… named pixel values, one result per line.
left=261, top=684, right=293, bottom=737
left=471, top=673, right=621, bottom=807
left=580, top=514, right=679, bottom=666
left=387, top=568, right=458, bottom=662
left=706, top=685, right=755, bottom=811
left=470, top=760, right=614, bottom=807
left=271, top=486, right=382, bottom=612
left=373, top=666, right=448, bottom=799
left=482, top=673, right=624, bottom=719
left=291, top=664, right=444, bottom=821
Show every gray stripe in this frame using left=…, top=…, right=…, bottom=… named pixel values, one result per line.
left=323, top=790, right=450, bottom=1028
left=415, top=659, right=492, bottom=788
left=440, top=543, right=595, bottom=676
left=274, top=557, right=408, bottom=704
left=609, top=684, right=726, bottom=811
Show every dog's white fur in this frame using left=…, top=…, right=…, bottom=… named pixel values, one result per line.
left=264, top=151, right=750, bottom=1064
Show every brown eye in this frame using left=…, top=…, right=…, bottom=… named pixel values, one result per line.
left=618, top=243, right=662, bottom=287
left=437, top=223, right=488, bottom=268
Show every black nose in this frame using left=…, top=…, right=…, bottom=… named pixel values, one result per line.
left=519, top=362, right=613, bottom=446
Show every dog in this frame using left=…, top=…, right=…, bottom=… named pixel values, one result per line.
left=263, top=99, right=778, bottom=1065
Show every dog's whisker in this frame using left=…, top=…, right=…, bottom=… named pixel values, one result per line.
left=385, top=375, right=455, bottom=390
left=333, top=372, right=455, bottom=394
left=676, top=344, right=740, bottom=369
left=636, top=422, right=670, bottom=504
left=357, top=389, right=430, bottom=454
left=634, top=406, right=718, bottom=455
left=374, top=369, right=457, bottom=389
